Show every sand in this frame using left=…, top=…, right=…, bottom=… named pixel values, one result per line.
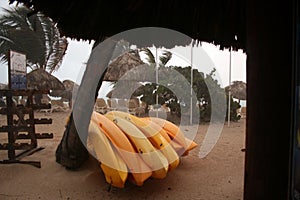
left=0, top=110, right=245, bottom=200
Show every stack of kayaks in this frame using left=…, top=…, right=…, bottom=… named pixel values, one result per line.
left=88, top=110, right=198, bottom=188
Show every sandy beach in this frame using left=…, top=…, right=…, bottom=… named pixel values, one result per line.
left=0, top=110, right=245, bottom=200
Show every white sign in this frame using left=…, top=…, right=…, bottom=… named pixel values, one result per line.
left=10, top=50, right=26, bottom=73
left=9, top=50, right=27, bottom=89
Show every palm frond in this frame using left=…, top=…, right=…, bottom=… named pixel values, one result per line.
left=47, top=36, right=68, bottom=73
left=0, top=27, right=46, bottom=67
left=159, top=50, right=172, bottom=66
left=140, top=48, right=155, bottom=64
left=0, top=7, right=32, bottom=30
left=38, top=13, right=67, bottom=72
left=0, top=6, right=67, bottom=73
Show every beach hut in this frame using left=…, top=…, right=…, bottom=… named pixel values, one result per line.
left=50, top=79, right=79, bottom=108
left=103, top=51, right=145, bottom=100
left=106, top=81, right=143, bottom=99
left=26, top=68, right=65, bottom=104
left=103, top=51, right=145, bottom=82
left=26, top=68, right=65, bottom=91
left=225, top=81, right=247, bottom=103
left=0, top=83, right=8, bottom=90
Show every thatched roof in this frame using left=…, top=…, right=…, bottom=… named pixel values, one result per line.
left=104, top=51, right=145, bottom=81
left=50, top=79, right=79, bottom=100
left=106, top=81, right=143, bottom=99
left=26, top=68, right=65, bottom=90
left=225, top=80, right=246, bottom=100
left=0, top=83, right=8, bottom=90
left=9, top=0, right=246, bottom=51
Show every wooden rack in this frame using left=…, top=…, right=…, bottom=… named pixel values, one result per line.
left=0, top=89, right=53, bottom=168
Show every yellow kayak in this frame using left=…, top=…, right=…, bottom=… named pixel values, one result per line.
left=91, top=111, right=152, bottom=186
left=87, top=121, right=128, bottom=188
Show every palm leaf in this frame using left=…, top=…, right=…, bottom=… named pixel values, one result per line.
left=0, top=6, right=67, bottom=73
left=0, top=7, right=31, bottom=29
left=45, top=28, right=68, bottom=73
left=140, top=48, right=155, bottom=64
left=159, top=50, right=172, bottom=66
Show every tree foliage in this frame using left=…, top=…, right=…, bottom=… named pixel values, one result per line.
left=134, top=48, right=240, bottom=123
left=135, top=65, right=240, bottom=123
left=0, top=6, right=68, bottom=73
left=140, top=48, right=172, bottom=67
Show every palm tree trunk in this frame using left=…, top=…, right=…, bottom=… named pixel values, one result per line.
left=55, top=39, right=116, bottom=169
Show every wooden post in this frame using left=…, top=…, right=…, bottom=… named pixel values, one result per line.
left=244, top=0, right=294, bottom=199
left=6, top=91, right=15, bottom=160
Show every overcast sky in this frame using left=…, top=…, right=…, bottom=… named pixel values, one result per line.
left=0, top=1, right=246, bottom=91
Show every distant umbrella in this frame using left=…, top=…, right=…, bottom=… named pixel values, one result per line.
left=103, top=51, right=145, bottom=81
left=27, top=68, right=65, bottom=90
left=50, top=79, right=79, bottom=108
left=0, top=83, right=8, bottom=90
left=106, top=81, right=143, bottom=99
left=225, top=81, right=247, bottom=101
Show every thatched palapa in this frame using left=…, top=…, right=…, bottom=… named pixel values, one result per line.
left=225, top=81, right=246, bottom=101
left=26, top=68, right=65, bottom=90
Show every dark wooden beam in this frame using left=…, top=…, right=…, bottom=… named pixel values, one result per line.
left=244, top=0, right=295, bottom=199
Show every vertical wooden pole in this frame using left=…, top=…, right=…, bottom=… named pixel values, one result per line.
left=244, top=0, right=294, bottom=199
left=6, top=91, right=15, bottom=160
left=28, top=91, right=37, bottom=147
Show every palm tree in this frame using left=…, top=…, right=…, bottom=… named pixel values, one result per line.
left=0, top=6, right=68, bottom=73
left=140, top=48, right=172, bottom=67
left=136, top=48, right=172, bottom=111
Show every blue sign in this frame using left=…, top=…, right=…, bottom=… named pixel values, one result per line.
left=10, top=74, right=26, bottom=90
